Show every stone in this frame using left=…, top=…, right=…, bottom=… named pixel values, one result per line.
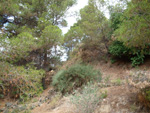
left=5, top=102, right=13, bottom=108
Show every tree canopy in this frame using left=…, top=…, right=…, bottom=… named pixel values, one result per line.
left=115, top=0, right=150, bottom=48
left=0, top=0, right=76, bottom=68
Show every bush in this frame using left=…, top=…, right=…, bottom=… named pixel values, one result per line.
left=109, top=40, right=150, bottom=67
left=109, top=41, right=129, bottom=58
left=52, top=64, right=101, bottom=93
left=0, top=62, right=45, bottom=101
left=70, top=83, right=102, bottom=113
left=131, top=54, right=145, bottom=67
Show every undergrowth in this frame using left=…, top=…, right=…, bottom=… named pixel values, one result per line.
left=109, top=40, right=150, bottom=67
left=128, top=70, right=150, bottom=108
left=70, top=83, right=105, bottom=113
left=52, top=64, right=101, bottom=94
left=0, top=62, right=45, bottom=102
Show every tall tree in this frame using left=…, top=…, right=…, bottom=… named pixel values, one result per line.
left=0, top=0, right=76, bottom=69
left=79, top=1, right=110, bottom=49
left=64, top=23, right=83, bottom=59
left=115, top=0, right=150, bottom=49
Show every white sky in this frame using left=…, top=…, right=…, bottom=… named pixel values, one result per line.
left=60, top=0, right=121, bottom=34
left=60, top=0, right=89, bottom=34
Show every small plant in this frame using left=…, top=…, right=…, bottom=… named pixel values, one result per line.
left=70, top=83, right=102, bottom=113
left=104, top=76, right=110, bottom=83
left=130, top=104, right=138, bottom=112
left=111, top=78, right=122, bottom=86
left=101, top=90, right=107, bottom=98
left=52, top=64, right=101, bottom=93
left=130, top=54, right=145, bottom=67
left=145, top=88, right=150, bottom=101
left=110, top=58, right=116, bottom=64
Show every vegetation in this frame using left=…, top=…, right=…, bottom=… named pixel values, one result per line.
left=0, top=62, right=45, bottom=101
left=52, top=64, right=101, bottom=93
left=109, top=40, right=150, bottom=66
left=128, top=70, right=150, bottom=108
left=0, top=0, right=150, bottom=112
left=0, top=0, right=76, bottom=100
left=108, top=0, right=150, bottom=66
left=71, top=83, right=103, bottom=113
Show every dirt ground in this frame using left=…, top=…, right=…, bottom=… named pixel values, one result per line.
left=31, top=61, right=150, bottom=113
left=1, top=60, right=150, bottom=113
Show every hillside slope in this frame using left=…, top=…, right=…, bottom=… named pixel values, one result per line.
left=31, top=61, right=150, bottom=113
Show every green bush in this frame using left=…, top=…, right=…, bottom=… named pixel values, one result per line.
left=131, top=54, right=145, bottom=67
left=52, top=64, right=101, bottom=93
left=109, top=41, right=129, bottom=58
left=109, top=40, right=150, bottom=67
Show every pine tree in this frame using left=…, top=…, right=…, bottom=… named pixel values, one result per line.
left=0, top=0, right=76, bottom=68
left=115, top=0, right=150, bottom=49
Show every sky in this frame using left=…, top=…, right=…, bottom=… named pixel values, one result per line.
left=60, top=0, right=120, bottom=34
left=60, top=0, right=89, bottom=34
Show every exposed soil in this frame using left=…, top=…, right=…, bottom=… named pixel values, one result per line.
left=31, top=61, right=150, bottom=113
left=1, top=60, right=150, bottom=113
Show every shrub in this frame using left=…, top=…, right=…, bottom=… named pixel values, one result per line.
left=52, top=64, right=101, bottom=93
left=131, top=54, right=145, bottom=67
left=0, top=62, right=45, bottom=101
left=109, top=41, right=129, bottom=58
left=70, top=83, right=102, bottom=113
left=109, top=40, right=150, bottom=66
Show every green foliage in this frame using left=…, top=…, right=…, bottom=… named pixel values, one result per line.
left=109, top=40, right=150, bottom=66
left=0, top=0, right=77, bottom=100
left=0, top=0, right=77, bottom=67
left=52, top=64, right=101, bottom=93
left=109, top=41, right=129, bottom=57
left=145, top=89, right=150, bottom=101
left=109, top=10, right=124, bottom=31
left=115, top=0, right=150, bottom=48
left=64, top=23, right=83, bottom=59
left=111, top=78, right=122, bottom=86
left=80, top=3, right=109, bottom=41
left=101, top=90, right=107, bottom=98
left=41, top=25, right=62, bottom=47
left=131, top=54, right=145, bottom=67
left=108, top=0, right=150, bottom=67
left=0, top=32, right=40, bottom=63
left=0, top=62, right=45, bottom=101
left=110, top=58, right=117, bottom=64
left=64, top=0, right=110, bottom=61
